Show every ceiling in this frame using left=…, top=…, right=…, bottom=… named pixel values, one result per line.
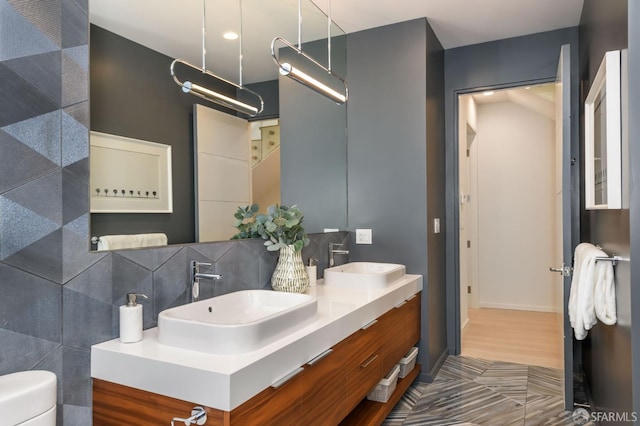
left=89, top=0, right=584, bottom=85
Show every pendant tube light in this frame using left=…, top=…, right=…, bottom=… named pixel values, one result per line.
left=270, top=0, right=348, bottom=104
left=278, top=62, right=346, bottom=104
left=170, top=0, right=263, bottom=116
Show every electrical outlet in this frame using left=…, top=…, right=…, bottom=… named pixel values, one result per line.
left=355, top=229, right=372, bottom=244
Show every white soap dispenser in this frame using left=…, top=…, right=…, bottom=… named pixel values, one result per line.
left=119, top=293, right=148, bottom=343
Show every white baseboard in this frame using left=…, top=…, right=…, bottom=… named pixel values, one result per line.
left=461, top=317, right=470, bottom=330
left=478, top=301, right=558, bottom=313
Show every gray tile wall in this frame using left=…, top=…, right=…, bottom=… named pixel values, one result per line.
left=0, top=2, right=348, bottom=424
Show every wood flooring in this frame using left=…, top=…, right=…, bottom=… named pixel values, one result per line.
left=461, top=308, right=563, bottom=369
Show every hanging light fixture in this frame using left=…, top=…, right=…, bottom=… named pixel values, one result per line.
left=271, top=0, right=348, bottom=104
left=170, top=0, right=263, bottom=116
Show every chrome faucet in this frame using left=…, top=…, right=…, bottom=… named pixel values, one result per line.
left=190, top=261, right=222, bottom=302
left=329, top=243, right=349, bottom=267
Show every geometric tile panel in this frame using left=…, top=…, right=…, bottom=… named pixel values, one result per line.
left=61, top=110, right=88, bottom=167
left=0, top=262, right=61, bottom=342
left=61, top=0, right=87, bottom=50
left=0, top=195, right=60, bottom=260
left=0, top=130, right=58, bottom=193
left=0, top=1, right=59, bottom=61
left=3, top=228, right=63, bottom=283
left=62, top=158, right=88, bottom=225
left=1, top=111, right=62, bottom=165
left=0, top=328, right=60, bottom=375
left=0, top=63, right=59, bottom=127
left=61, top=49, right=87, bottom=107
left=3, top=169, right=63, bottom=225
left=3, top=51, right=62, bottom=106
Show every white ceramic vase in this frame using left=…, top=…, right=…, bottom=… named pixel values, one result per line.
left=271, top=245, right=309, bottom=293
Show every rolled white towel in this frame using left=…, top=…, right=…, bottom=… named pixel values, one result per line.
left=96, top=233, right=168, bottom=251
left=594, top=255, right=616, bottom=325
left=569, top=243, right=595, bottom=340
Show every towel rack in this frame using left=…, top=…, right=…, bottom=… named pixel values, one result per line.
left=595, top=255, right=624, bottom=266
left=91, top=236, right=100, bottom=245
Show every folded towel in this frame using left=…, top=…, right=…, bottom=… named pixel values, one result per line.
left=569, top=243, right=617, bottom=340
left=594, top=256, right=616, bottom=325
left=97, top=233, right=168, bottom=251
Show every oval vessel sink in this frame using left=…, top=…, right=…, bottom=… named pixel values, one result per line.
left=158, top=290, right=317, bottom=355
left=323, top=262, right=406, bottom=289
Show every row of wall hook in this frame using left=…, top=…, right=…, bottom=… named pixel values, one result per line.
left=93, top=188, right=158, bottom=198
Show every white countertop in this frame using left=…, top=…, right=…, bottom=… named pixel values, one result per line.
left=91, top=275, right=422, bottom=411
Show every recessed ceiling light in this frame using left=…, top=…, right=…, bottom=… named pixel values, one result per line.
left=223, top=32, right=238, bottom=40
left=482, top=91, right=494, bottom=96
left=525, top=86, right=532, bottom=90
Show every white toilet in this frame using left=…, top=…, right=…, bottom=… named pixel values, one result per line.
left=0, top=370, right=56, bottom=426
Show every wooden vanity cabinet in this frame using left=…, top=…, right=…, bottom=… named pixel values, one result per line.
left=93, top=292, right=422, bottom=426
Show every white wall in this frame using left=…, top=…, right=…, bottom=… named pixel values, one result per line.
left=458, top=95, right=478, bottom=328
left=476, top=101, right=557, bottom=312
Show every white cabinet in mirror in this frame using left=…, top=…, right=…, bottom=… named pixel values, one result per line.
left=585, top=50, right=622, bottom=210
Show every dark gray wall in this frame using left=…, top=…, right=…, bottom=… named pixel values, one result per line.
left=90, top=25, right=279, bottom=245
left=279, top=36, right=348, bottom=233
left=628, top=2, right=640, bottom=417
left=443, top=28, right=581, bottom=357
left=579, top=0, right=632, bottom=417
left=346, top=18, right=447, bottom=379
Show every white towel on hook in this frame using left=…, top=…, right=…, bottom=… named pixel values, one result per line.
left=594, top=256, right=616, bottom=325
left=568, top=243, right=600, bottom=340
left=97, top=233, right=168, bottom=251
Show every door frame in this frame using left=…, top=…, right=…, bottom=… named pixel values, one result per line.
left=451, top=78, right=557, bottom=352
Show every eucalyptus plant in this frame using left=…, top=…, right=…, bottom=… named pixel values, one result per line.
left=232, top=203, right=310, bottom=252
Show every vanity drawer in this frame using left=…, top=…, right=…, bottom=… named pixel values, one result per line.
left=342, top=319, right=383, bottom=408
left=229, top=371, right=302, bottom=425
left=344, top=318, right=382, bottom=369
left=345, top=350, right=383, bottom=409
left=299, top=347, right=348, bottom=424
left=380, top=294, right=421, bottom=372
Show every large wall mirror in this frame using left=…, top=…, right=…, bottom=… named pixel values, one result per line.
left=89, top=0, right=347, bottom=250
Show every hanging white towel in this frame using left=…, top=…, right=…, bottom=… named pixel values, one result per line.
left=97, top=233, right=168, bottom=251
left=568, top=243, right=617, bottom=340
left=594, top=255, right=616, bottom=325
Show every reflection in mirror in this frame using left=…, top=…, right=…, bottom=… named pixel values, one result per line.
left=89, top=0, right=346, bottom=251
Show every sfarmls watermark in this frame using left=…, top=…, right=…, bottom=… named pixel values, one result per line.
left=572, top=408, right=638, bottom=424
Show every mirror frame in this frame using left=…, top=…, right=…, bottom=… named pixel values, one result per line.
left=585, top=49, right=622, bottom=210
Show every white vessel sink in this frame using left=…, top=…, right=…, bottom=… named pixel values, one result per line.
left=157, top=290, right=317, bottom=355
left=323, top=262, right=406, bottom=289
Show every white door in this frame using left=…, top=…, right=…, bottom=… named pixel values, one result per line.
left=551, top=44, right=574, bottom=410
left=193, top=104, right=251, bottom=242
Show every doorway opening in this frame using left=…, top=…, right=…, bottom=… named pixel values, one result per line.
left=458, top=83, right=563, bottom=370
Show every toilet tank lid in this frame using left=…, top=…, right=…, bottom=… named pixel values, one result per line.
left=0, top=371, right=56, bottom=425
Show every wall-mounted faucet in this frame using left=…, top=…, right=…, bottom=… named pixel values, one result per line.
left=329, top=243, right=349, bottom=267
left=190, top=261, right=222, bottom=303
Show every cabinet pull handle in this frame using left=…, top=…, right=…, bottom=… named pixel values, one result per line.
left=395, top=301, right=407, bottom=308
left=361, top=319, right=378, bottom=330
left=360, top=354, right=379, bottom=369
left=407, top=294, right=418, bottom=301
left=271, top=366, right=304, bottom=389
left=307, top=348, right=333, bottom=366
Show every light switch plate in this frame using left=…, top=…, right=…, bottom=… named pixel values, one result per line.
left=355, top=229, right=373, bottom=244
